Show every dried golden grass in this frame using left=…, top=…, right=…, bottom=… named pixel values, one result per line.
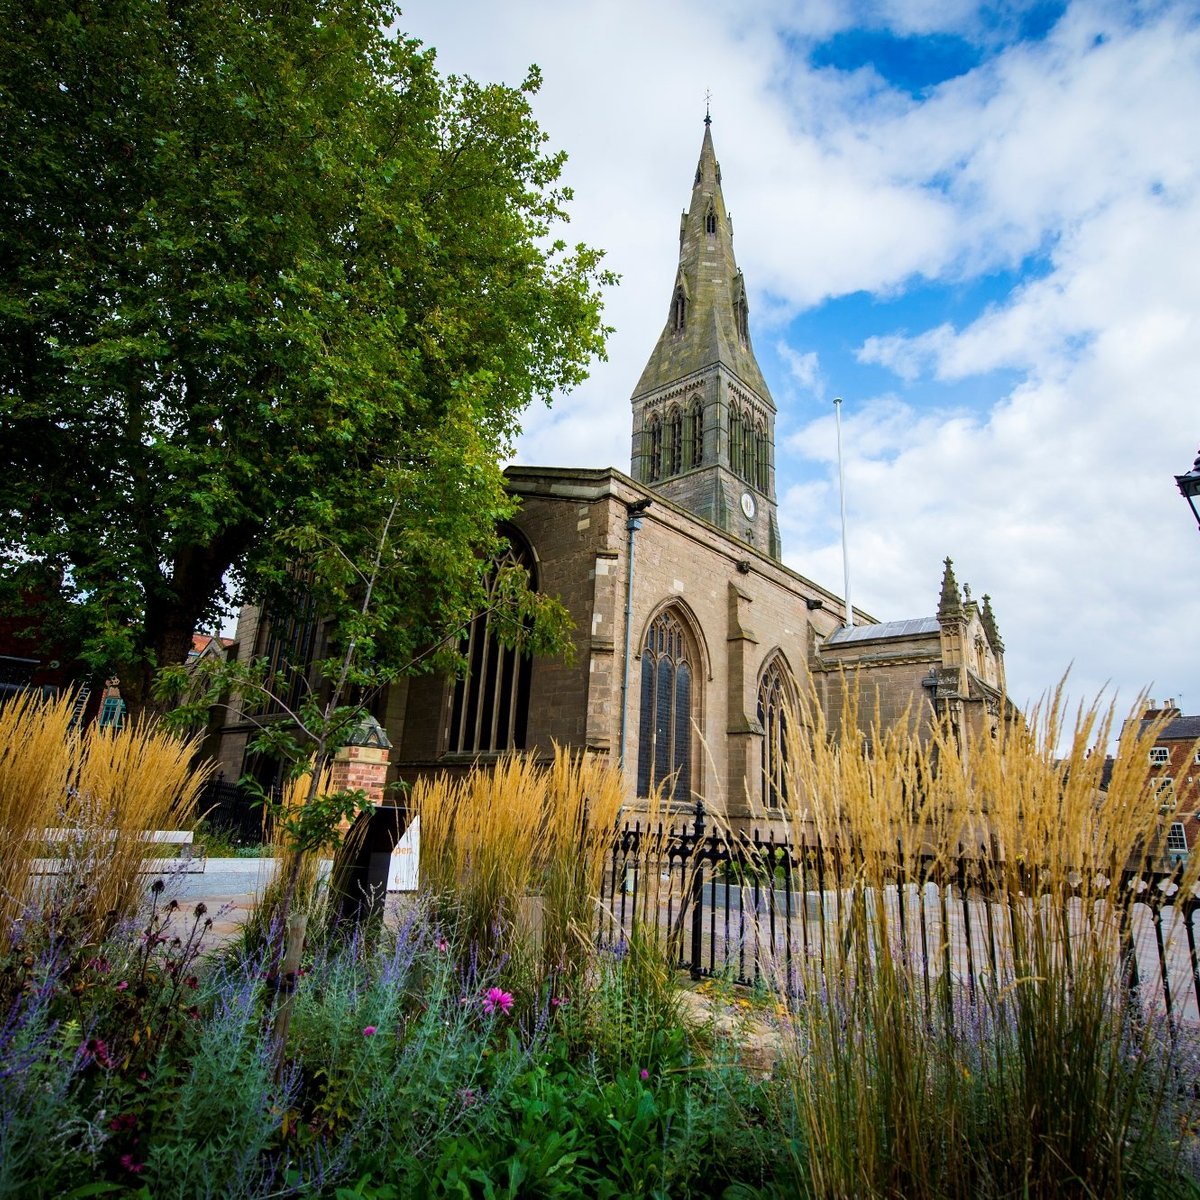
left=415, top=747, right=625, bottom=971
left=771, top=679, right=1199, bottom=1198
left=0, top=691, right=206, bottom=952
left=540, top=745, right=624, bottom=979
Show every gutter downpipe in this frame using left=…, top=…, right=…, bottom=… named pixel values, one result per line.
left=618, top=500, right=651, bottom=769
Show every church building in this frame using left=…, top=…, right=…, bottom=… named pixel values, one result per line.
left=213, top=118, right=1011, bottom=825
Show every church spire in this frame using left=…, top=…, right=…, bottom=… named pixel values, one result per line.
left=631, top=120, right=772, bottom=401
left=629, top=119, right=781, bottom=558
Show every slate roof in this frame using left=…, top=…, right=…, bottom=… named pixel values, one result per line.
left=825, top=617, right=940, bottom=646
left=1141, top=715, right=1200, bottom=741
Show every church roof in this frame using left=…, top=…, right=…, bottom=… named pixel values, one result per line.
left=825, top=617, right=940, bottom=645
left=631, top=120, right=773, bottom=405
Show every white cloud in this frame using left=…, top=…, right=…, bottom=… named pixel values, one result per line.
left=777, top=344, right=825, bottom=396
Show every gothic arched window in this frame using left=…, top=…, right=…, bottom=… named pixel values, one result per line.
left=671, top=286, right=687, bottom=331
left=757, top=658, right=793, bottom=810
left=448, top=530, right=536, bottom=755
left=636, top=610, right=695, bottom=802
left=646, top=414, right=663, bottom=482
left=667, top=406, right=683, bottom=476
left=705, top=205, right=717, bottom=235
left=744, top=417, right=757, bottom=485
left=756, top=423, right=769, bottom=492
left=729, top=407, right=743, bottom=479
left=685, top=401, right=703, bottom=469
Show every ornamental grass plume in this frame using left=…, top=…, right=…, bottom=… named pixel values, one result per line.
left=416, top=747, right=632, bottom=986
left=0, top=691, right=205, bottom=953
left=415, top=752, right=547, bottom=960
left=540, top=745, right=624, bottom=983
left=771, top=678, right=1200, bottom=1199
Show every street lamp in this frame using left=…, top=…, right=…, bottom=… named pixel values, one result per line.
left=1176, top=449, right=1200, bottom=533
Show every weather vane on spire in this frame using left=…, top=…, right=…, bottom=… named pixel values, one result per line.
left=704, top=89, right=712, bottom=125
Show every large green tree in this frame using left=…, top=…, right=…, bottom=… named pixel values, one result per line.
left=0, top=0, right=611, bottom=716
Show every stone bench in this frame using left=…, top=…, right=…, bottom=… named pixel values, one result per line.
left=30, top=828, right=206, bottom=875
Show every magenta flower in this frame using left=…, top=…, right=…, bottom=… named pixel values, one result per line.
left=481, top=987, right=513, bottom=1015
left=115, top=981, right=128, bottom=992
left=362, top=1025, right=377, bottom=1037
left=119, top=1154, right=144, bottom=1174
left=640, top=1068, right=650, bottom=1081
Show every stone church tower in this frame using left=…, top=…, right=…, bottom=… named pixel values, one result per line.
left=629, top=118, right=782, bottom=559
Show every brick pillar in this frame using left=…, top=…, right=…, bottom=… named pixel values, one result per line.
left=329, top=743, right=390, bottom=805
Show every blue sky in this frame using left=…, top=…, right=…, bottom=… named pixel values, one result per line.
left=398, top=0, right=1200, bottom=721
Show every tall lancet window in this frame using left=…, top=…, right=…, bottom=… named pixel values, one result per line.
left=667, top=406, right=683, bottom=476
left=757, top=657, right=793, bottom=809
left=705, top=205, right=717, bottom=235
left=756, top=423, right=769, bottom=492
left=448, top=530, right=536, bottom=754
left=646, top=414, right=663, bottom=482
left=671, top=286, right=687, bottom=331
left=637, top=609, right=695, bottom=802
left=685, top=401, right=703, bottom=469
left=744, top=417, right=758, bottom=485
left=729, top=407, right=743, bottom=477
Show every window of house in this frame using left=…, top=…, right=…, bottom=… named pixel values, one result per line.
left=98, top=696, right=125, bottom=730
left=1194, top=747, right=1200, bottom=765
left=705, top=206, right=716, bottom=235
left=1150, top=747, right=1170, bottom=765
left=447, top=532, right=535, bottom=755
left=1167, top=822, right=1188, bottom=855
left=636, top=610, right=694, bottom=802
left=1154, top=777, right=1175, bottom=811
left=758, top=659, right=792, bottom=809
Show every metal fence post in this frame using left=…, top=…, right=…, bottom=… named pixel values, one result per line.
left=689, top=800, right=705, bottom=980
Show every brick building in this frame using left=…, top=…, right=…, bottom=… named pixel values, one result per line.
left=212, top=118, right=1011, bottom=824
left=1138, top=702, right=1200, bottom=864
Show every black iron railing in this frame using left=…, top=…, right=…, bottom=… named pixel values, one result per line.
left=598, top=804, right=1200, bottom=1025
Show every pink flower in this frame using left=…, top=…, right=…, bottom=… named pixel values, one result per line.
left=79, top=1038, right=115, bottom=1069
left=550, top=996, right=568, bottom=1008
left=640, top=1068, right=650, bottom=1081
left=119, top=1154, right=144, bottom=1174
left=481, top=987, right=513, bottom=1015
left=115, top=981, right=128, bottom=992
left=436, top=938, right=449, bottom=953
left=362, top=1025, right=377, bottom=1037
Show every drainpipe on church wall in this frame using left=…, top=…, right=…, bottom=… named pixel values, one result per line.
left=618, top=500, right=652, bottom=769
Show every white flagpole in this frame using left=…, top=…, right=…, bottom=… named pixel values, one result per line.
left=835, top=397, right=853, bottom=627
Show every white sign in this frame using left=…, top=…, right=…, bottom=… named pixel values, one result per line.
left=386, top=814, right=420, bottom=892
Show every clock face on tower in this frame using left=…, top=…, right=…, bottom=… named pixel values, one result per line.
left=740, top=491, right=756, bottom=519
